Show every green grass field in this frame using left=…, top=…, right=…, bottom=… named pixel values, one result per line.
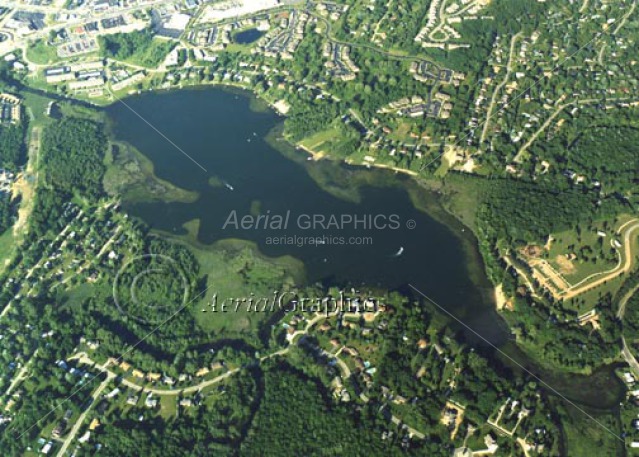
left=299, top=127, right=341, bottom=153
left=0, top=230, right=16, bottom=274
left=565, top=274, right=626, bottom=312
left=22, top=92, right=56, bottom=126
left=159, top=395, right=177, bottom=420
left=546, top=224, right=616, bottom=279
left=26, top=40, right=62, bottom=65
left=156, top=224, right=304, bottom=340
left=553, top=399, right=623, bottom=457
left=100, top=32, right=176, bottom=69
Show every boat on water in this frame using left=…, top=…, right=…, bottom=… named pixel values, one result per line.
left=224, top=182, right=234, bottom=191
left=394, top=247, right=404, bottom=257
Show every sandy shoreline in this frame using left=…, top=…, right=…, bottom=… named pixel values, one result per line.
left=295, top=142, right=418, bottom=177
left=494, top=283, right=506, bottom=310
left=494, top=283, right=513, bottom=311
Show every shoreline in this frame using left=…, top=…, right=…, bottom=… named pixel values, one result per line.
left=44, top=81, right=501, bottom=314
left=295, top=140, right=419, bottom=178
left=30, top=79, right=421, bottom=180
left=106, top=83, right=505, bottom=325
left=42, top=83, right=628, bottom=410
left=494, top=283, right=513, bottom=311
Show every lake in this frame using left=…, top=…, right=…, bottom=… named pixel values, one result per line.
left=106, top=87, right=504, bottom=343
left=105, top=87, right=624, bottom=407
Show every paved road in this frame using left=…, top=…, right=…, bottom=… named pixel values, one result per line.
left=622, top=337, right=639, bottom=377
left=616, top=281, right=639, bottom=319
left=4, top=349, right=38, bottom=397
left=613, top=0, right=638, bottom=35
left=616, top=249, right=639, bottom=376
left=70, top=315, right=316, bottom=397
left=390, top=415, right=425, bottom=440
left=513, top=102, right=571, bottom=162
left=71, top=310, right=430, bottom=439
left=561, top=220, right=639, bottom=299
left=480, top=34, right=521, bottom=144
left=1, top=0, right=171, bottom=63
left=310, top=11, right=434, bottom=63
left=56, top=373, right=114, bottom=457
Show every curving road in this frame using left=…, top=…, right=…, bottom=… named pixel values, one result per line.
left=310, top=11, right=435, bottom=63
left=616, top=281, right=639, bottom=320
left=481, top=32, right=522, bottom=145
left=70, top=313, right=327, bottom=396
left=622, top=337, right=639, bottom=377
left=561, top=220, right=639, bottom=299
left=69, top=309, right=429, bottom=440
left=613, top=221, right=639, bottom=376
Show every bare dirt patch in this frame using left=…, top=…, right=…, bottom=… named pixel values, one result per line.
left=522, top=245, right=543, bottom=258
left=555, top=254, right=576, bottom=275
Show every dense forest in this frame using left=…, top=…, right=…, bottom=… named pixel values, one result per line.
left=40, top=117, right=106, bottom=198
left=0, top=194, right=16, bottom=235
left=241, top=360, right=438, bottom=456
left=531, top=108, right=639, bottom=195
left=0, top=122, right=26, bottom=169
left=0, top=118, right=26, bottom=235
left=509, top=290, right=621, bottom=371
left=621, top=272, right=639, bottom=344
left=477, top=178, right=624, bottom=243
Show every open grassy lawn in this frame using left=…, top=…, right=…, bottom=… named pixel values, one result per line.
left=464, top=424, right=496, bottom=450
left=0, top=229, right=16, bottom=274
left=223, top=43, right=256, bottom=55
left=388, top=120, right=414, bottom=141
left=564, top=274, right=626, bottom=312
left=546, top=224, right=618, bottom=285
left=58, top=283, right=97, bottom=309
left=100, top=32, right=176, bottom=68
left=159, top=395, right=177, bottom=420
left=553, top=399, right=623, bottom=457
left=299, top=127, right=341, bottom=153
left=22, top=92, right=56, bottom=126
left=26, top=40, right=62, bottom=65
left=542, top=215, right=639, bottom=310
